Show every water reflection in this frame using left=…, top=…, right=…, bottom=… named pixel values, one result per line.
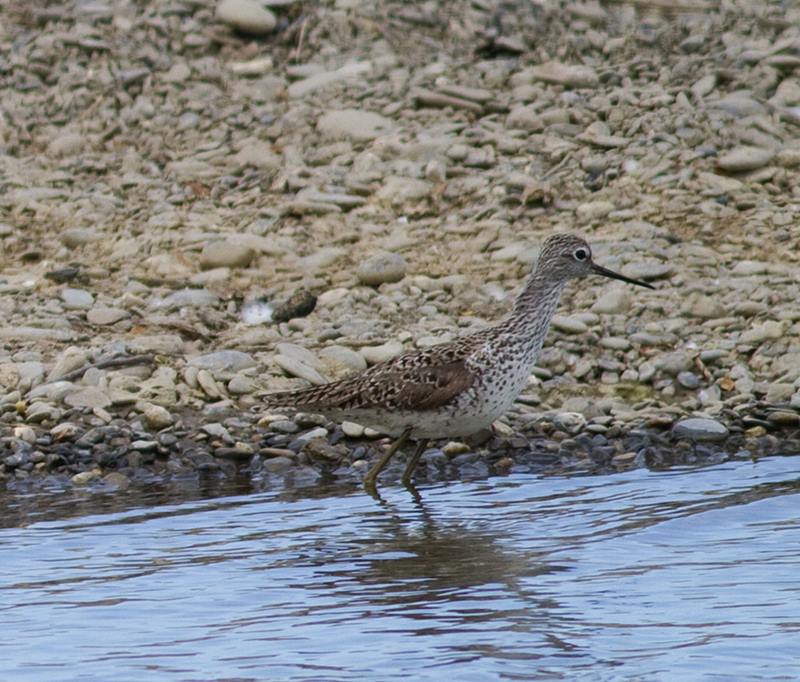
left=1, top=455, right=799, bottom=681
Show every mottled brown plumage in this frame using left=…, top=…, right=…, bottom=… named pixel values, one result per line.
left=264, top=234, right=654, bottom=490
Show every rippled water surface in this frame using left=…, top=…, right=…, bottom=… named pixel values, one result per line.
left=2, top=456, right=800, bottom=681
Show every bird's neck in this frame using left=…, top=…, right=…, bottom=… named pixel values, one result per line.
left=501, top=271, right=567, bottom=347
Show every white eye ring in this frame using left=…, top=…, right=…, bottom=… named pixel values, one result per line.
left=573, top=248, right=588, bottom=261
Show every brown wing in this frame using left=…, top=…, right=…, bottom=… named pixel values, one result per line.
left=388, top=361, right=475, bottom=410
left=264, top=359, right=475, bottom=412
left=263, top=331, right=492, bottom=413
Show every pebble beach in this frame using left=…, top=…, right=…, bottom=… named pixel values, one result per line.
left=2, top=0, right=800, bottom=493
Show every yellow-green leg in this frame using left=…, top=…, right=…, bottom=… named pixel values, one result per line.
left=363, top=428, right=411, bottom=492
left=401, top=439, right=430, bottom=486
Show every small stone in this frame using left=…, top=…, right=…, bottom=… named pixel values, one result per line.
left=655, top=351, right=694, bottom=375
left=375, top=176, right=432, bottom=206
left=599, top=336, right=631, bottom=351
left=48, top=346, right=88, bottom=382
left=296, top=427, right=328, bottom=442
left=317, top=108, right=394, bottom=141
left=61, top=228, right=99, bottom=248
left=87, top=306, right=129, bottom=325
left=765, top=383, right=794, bottom=404
left=767, top=410, right=800, bottom=426
left=621, top=262, right=672, bottom=281
left=271, top=289, right=317, bottom=322
left=551, top=315, right=588, bottom=334
left=200, top=239, right=255, bottom=269
left=142, top=403, right=174, bottom=429
left=232, top=142, right=281, bottom=170
left=341, top=421, right=365, bottom=437
left=677, top=371, right=700, bottom=389
left=731, top=260, right=769, bottom=276
left=103, top=472, right=130, bottom=490
left=712, top=93, right=765, bottom=117
left=71, top=470, right=101, bottom=486
left=263, top=456, right=293, bottom=473
left=127, top=334, right=185, bottom=355
left=673, top=417, right=729, bottom=441
left=50, top=422, right=81, bottom=440
left=155, top=289, right=218, bottom=309
left=274, top=355, right=327, bottom=385
left=197, top=428, right=232, bottom=449
left=289, top=63, right=371, bottom=99
left=163, top=62, right=191, bottom=83
left=591, top=287, right=631, bottom=314
left=269, top=419, right=299, bottom=434
left=197, top=370, right=222, bottom=398
left=61, top=288, right=94, bottom=310
left=229, top=56, right=274, bottom=76
left=553, top=412, right=586, bottom=435
left=527, top=62, right=599, bottom=88
left=576, top=200, right=615, bottom=221
left=216, top=0, right=276, bottom=35
left=228, top=375, right=256, bottom=394
left=612, top=451, right=638, bottom=467
left=741, top=321, right=786, bottom=345
left=48, top=133, right=85, bottom=157
left=64, top=387, right=112, bottom=409
left=25, top=402, right=62, bottom=423
left=356, top=252, right=407, bottom=286
left=686, top=295, right=725, bottom=319
left=361, top=341, right=405, bottom=365
left=506, top=105, right=544, bottom=131
left=443, top=441, right=471, bottom=456
left=189, top=350, right=257, bottom=373
left=13, top=425, right=36, bottom=443
left=303, top=438, right=344, bottom=461
left=130, top=440, right=158, bottom=451
left=717, top=146, right=775, bottom=173
left=319, top=345, right=367, bottom=372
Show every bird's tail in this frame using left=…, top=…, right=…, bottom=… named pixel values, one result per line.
left=262, top=384, right=335, bottom=410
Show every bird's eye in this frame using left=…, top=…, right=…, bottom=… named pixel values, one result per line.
left=573, top=248, right=588, bottom=261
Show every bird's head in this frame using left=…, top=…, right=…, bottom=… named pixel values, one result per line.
left=536, top=234, right=654, bottom=289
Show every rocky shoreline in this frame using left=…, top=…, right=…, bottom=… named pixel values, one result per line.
left=2, top=1, right=800, bottom=493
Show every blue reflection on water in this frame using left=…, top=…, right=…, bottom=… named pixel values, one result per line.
left=1, top=456, right=799, bottom=681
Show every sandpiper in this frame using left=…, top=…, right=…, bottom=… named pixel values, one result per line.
left=264, top=234, right=654, bottom=491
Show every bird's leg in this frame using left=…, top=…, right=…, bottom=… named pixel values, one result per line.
left=401, top=439, right=430, bottom=486
left=363, top=427, right=411, bottom=492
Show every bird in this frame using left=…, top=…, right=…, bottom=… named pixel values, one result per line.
left=263, top=234, right=654, bottom=492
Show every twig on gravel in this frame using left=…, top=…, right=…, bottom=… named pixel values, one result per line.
left=292, top=17, right=307, bottom=63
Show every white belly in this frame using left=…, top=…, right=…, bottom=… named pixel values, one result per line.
left=322, top=351, right=537, bottom=440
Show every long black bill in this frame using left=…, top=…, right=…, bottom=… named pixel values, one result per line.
left=591, top=263, right=655, bottom=289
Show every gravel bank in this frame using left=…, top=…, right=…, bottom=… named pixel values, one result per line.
left=2, top=0, right=800, bottom=492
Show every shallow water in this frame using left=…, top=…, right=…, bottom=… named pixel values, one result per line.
left=2, top=456, right=800, bottom=681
